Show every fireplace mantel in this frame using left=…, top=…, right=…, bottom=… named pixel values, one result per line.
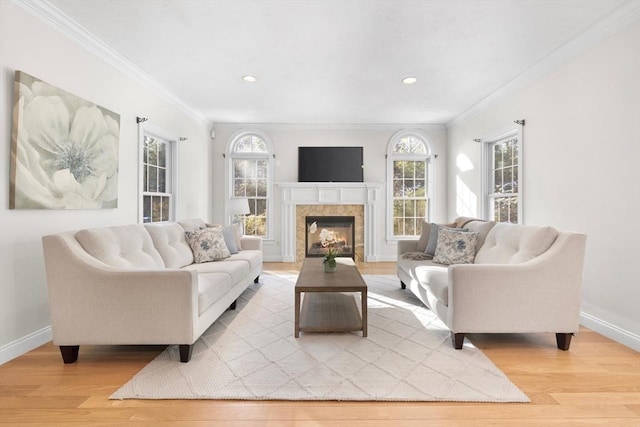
left=276, top=182, right=382, bottom=262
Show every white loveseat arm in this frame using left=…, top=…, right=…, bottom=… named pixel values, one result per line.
left=43, top=233, right=199, bottom=349
left=397, top=240, right=419, bottom=256
left=240, top=235, right=263, bottom=251
left=447, top=232, right=587, bottom=336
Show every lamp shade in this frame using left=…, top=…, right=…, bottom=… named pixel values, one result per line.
left=228, top=198, right=250, bottom=215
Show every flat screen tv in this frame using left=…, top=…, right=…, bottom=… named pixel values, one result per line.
left=298, top=146, right=364, bottom=182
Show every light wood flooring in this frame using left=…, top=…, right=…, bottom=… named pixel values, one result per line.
left=1, top=262, right=638, bottom=426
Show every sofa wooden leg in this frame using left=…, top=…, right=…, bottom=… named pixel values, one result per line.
left=452, top=333, right=465, bottom=349
left=556, top=333, right=573, bottom=351
left=400, top=281, right=406, bottom=289
left=229, top=300, right=237, bottom=310
left=179, top=345, right=193, bottom=363
left=59, top=345, right=79, bottom=364
left=254, top=276, right=260, bottom=284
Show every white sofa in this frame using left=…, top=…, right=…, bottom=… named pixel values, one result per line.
left=397, top=217, right=587, bottom=350
left=42, top=218, right=262, bottom=363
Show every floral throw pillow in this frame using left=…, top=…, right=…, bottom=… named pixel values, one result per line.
left=185, top=227, right=230, bottom=263
left=433, top=227, right=479, bottom=265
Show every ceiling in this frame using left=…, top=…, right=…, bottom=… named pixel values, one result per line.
left=47, top=0, right=626, bottom=125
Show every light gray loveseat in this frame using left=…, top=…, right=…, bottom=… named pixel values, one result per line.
left=397, top=217, right=586, bottom=350
left=42, top=218, right=262, bottom=363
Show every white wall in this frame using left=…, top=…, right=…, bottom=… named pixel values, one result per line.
left=0, top=2, right=212, bottom=361
left=211, top=125, right=448, bottom=262
left=447, top=21, right=640, bottom=349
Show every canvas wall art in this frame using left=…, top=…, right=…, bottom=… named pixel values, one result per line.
left=10, top=70, right=120, bottom=209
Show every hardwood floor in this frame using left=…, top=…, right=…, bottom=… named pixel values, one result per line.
left=1, top=262, right=638, bottom=426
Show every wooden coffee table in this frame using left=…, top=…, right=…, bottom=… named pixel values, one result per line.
left=294, top=257, right=367, bottom=338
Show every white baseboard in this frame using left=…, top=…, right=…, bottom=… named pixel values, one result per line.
left=580, top=311, right=640, bottom=351
left=0, top=326, right=52, bottom=365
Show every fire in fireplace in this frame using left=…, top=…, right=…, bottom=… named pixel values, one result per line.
left=305, top=216, right=355, bottom=259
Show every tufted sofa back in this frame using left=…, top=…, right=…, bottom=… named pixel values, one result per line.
left=474, top=223, right=559, bottom=264
left=76, top=224, right=165, bottom=269
left=145, top=222, right=194, bottom=268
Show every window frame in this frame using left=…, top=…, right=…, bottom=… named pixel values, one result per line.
left=138, top=122, right=178, bottom=223
left=386, top=129, right=434, bottom=241
left=480, top=126, right=523, bottom=224
left=226, top=129, right=274, bottom=239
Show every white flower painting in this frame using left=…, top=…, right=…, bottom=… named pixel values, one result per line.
left=10, top=71, right=120, bottom=209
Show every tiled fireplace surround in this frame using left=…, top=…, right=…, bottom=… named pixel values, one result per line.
left=277, top=183, right=382, bottom=263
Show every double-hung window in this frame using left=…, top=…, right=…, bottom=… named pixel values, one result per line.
left=481, top=127, right=522, bottom=223
left=228, top=131, right=273, bottom=237
left=387, top=131, right=433, bottom=239
left=139, top=125, right=176, bottom=223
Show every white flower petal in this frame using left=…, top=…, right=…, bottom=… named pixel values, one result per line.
left=23, top=96, right=70, bottom=155
left=104, top=113, right=120, bottom=138
left=61, top=192, right=102, bottom=210
left=14, top=141, right=62, bottom=208
left=90, top=134, right=119, bottom=177
left=69, top=106, right=109, bottom=149
left=52, top=169, right=83, bottom=195
left=97, top=173, right=118, bottom=202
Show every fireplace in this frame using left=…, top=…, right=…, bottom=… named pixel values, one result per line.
left=277, top=182, right=382, bottom=262
left=305, top=216, right=355, bottom=259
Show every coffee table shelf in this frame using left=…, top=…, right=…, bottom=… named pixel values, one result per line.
left=294, top=257, right=367, bottom=337
left=299, top=292, right=362, bottom=332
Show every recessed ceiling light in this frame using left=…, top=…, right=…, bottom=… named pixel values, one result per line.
left=242, top=75, right=257, bottom=83
left=402, top=76, right=417, bottom=85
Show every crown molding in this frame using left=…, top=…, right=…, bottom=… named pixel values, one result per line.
left=212, top=123, right=448, bottom=131
left=447, top=0, right=640, bottom=128
left=12, top=0, right=209, bottom=124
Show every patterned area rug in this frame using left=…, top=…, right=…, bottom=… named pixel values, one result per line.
left=111, top=274, right=529, bottom=402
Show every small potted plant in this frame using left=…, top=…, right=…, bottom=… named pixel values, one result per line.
left=323, top=247, right=339, bottom=273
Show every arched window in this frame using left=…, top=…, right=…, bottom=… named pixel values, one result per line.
left=387, top=130, right=433, bottom=239
left=227, top=131, right=273, bottom=237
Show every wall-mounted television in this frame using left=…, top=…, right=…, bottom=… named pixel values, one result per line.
left=298, top=146, right=364, bottom=183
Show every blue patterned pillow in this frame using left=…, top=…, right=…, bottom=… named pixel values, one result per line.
left=425, top=223, right=467, bottom=256
left=433, top=227, right=479, bottom=265
left=185, top=227, right=230, bottom=263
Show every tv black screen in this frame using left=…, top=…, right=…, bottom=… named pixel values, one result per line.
left=298, top=147, right=364, bottom=182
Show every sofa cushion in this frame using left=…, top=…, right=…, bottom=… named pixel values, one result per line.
left=424, top=223, right=456, bottom=256
left=397, top=258, right=449, bottom=306
left=233, top=223, right=244, bottom=250
left=416, top=222, right=432, bottom=253
left=433, top=228, right=479, bottom=265
left=226, top=250, right=263, bottom=271
left=182, top=259, right=250, bottom=284
left=145, top=222, right=194, bottom=268
left=178, top=218, right=207, bottom=232
left=220, top=225, right=239, bottom=254
left=425, top=223, right=464, bottom=256
left=197, top=272, right=233, bottom=315
left=474, top=223, right=559, bottom=264
left=76, top=224, right=165, bottom=269
left=185, top=228, right=231, bottom=263
left=463, top=220, right=496, bottom=249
